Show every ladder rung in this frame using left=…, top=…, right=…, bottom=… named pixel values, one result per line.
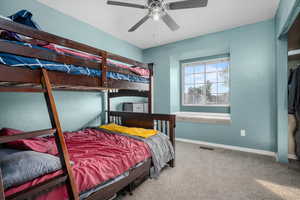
left=6, top=174, right=68, bottom=200
left=0, top=128, right=56, bottom=144
left=0, top=87, right=46, bottom=93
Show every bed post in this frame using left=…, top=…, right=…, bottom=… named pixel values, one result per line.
left=169, top=115, right=176, bottom=168
left=41, top=69, right=79, bottom=200
left=0, top=169, right=4, bottom=200
left=100, top=51, right=108, bottom=87
left=102, top=52, right=109, bottom=124
left=107, top=90, right=111, bottom=124
left=148, top=63, right=154, bottom=114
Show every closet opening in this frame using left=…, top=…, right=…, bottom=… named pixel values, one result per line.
left=287, top=12, right=300, bottom=160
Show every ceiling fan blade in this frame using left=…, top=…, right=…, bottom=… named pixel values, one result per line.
left=162, top=13, right=180, bottom=31
left=107, top=1, right=147, bottom=9
left=166, top=0, right=208, bottom=10
left=128, top=15, right=150, bottom=32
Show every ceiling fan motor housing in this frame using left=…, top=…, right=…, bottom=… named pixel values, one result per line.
left=148, top=0, right=166, bottom=20
left=147, top=0, right=162, bottom=6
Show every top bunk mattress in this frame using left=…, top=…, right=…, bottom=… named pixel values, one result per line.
left=0, top=39, right=150, bottom=84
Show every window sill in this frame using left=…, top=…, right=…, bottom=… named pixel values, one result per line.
left=173, top=112, right=231, bottom=124
left=182, top=104, right=230, bottom=107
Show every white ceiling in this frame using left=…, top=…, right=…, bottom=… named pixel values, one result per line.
left=38, top=0, right=280, bottom=49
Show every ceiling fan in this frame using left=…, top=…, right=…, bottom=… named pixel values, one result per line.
left=107, top=0, right=208, bottom=32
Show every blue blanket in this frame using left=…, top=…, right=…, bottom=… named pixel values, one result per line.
left=0, top=40, right=149, bottom=83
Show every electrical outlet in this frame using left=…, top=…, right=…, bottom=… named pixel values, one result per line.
left=241, top=129, right=246, bottom=136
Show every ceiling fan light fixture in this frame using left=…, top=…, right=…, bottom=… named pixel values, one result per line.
left=152, top=12, right=160, bottom=21
left=150, top=6, right=163, bottom=21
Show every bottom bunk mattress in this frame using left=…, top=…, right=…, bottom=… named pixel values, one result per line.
left=3, top=128, right=151, bottom=200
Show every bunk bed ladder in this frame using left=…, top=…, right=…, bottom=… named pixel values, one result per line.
left=0, top=69, right=79, bottom=200
left=0, top=169, right=4, bottom=200
left=41, top=69, right=79, bottom=200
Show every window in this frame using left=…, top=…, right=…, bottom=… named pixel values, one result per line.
left=182, top=57, right=230, bottom=106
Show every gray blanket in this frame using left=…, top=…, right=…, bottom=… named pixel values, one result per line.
left=143, top=133, right=175, bottom=177
left=96, top=128, right=175, bottom=178
left=0, top=150, right=61, bottom=189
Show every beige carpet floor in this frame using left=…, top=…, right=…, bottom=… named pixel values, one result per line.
left=123, top=141, right=300, bottom=200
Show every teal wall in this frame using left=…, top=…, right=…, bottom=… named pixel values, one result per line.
left=0, top=92, right=103, bottom=131
left=143, top=20, right=277, bottom=152
left=0, top=0, right=143, bottom=131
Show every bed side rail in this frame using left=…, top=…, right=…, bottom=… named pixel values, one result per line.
left=108, top=111, right=176, bottom=167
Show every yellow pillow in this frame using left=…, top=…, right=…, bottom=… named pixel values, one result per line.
left=100, top=123, right=158, bottom=138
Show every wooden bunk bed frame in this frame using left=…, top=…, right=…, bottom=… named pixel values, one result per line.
left=0, top=18, right=175, bottom=200
left=0, top=18, right=153, bottom=92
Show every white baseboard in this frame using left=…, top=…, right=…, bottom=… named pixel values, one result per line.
left=176, top=138, right=297, bottom=160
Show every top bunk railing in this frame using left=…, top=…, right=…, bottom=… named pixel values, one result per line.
left=0, top=18, right=147, bottom=68
left=0, top=18, right=152, bottom=91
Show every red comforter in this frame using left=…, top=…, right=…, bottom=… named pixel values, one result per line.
left=5, top=129, right=151, bottom=199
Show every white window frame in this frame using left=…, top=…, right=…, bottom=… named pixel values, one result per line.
left=181, top=57, right=230, bottom=107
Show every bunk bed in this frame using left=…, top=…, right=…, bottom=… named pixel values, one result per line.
left=0, top=17, right=175, bottom=200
